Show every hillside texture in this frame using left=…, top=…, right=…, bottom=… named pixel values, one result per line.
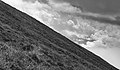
left=0, top=1, right=119, bottom=70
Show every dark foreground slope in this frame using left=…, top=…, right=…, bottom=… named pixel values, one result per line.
left=0, top=1, right=119, bottom=70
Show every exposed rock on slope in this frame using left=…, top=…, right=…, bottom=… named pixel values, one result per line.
left=0, top=1, right=119, bottom=70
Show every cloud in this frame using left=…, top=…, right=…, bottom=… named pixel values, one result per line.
left=48, top=0, right=82, bottom=13
left=62, top=30, right=80, bottom=37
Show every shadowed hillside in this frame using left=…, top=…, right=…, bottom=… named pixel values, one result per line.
left=0, top=1, right=119, bottom=70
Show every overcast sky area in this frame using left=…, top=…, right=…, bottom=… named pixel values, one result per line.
left=2, top=0, right=120, bottom=69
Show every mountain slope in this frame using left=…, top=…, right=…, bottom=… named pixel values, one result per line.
left=0, top=1, right=119, bottom=70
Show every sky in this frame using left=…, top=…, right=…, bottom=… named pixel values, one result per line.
left=58, top=0, right=120, bottom=15
left=1, top=0, right=120, bottom=69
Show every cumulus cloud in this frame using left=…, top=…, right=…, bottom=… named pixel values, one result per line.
left=62, top=30, right=80, bottom=37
